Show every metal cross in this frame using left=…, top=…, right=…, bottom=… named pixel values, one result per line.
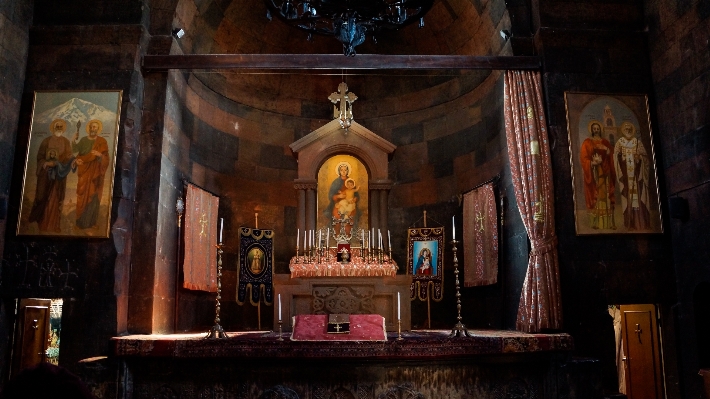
left=199, top=212, right=208, bottom=238
left=334, top=323, right=342, bottom=332
left=328, top=82, right=357, bottom=128
left=475, top=211, right=485, bottom=232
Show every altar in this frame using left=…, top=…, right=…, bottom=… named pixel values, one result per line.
left=106, top=330, right=577, bottom=399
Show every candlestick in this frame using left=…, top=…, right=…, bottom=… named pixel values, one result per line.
left=397, top=319, right=403, bottom=341
left=296, top=229, right=299, bottom=252
left=278, top=293, right=282, bottom=321
left=452, top=216, right=456, bottom=240
left=449, top=238, right=470, bottom=337
left=206, top=243, right=228, bottom=339
left=397, top=292, right=401, bottom=320
left=388, top=230, right=391, bottom=251
left=219, top=218, right=224, bottom=244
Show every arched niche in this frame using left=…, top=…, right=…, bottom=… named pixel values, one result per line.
left=290, top=119, right=396, bottom=248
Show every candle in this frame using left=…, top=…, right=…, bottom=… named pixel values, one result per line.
left=219, top=218, right=224, bottom=243
left=372, top=228, right=375, bottom=248
left=397, top=292, right=401, bottom=320
left=296, top=229, right=300, bottom=251
left=278, top=294, right=282, bottom=321
left=452, top=216, right=456, bottom=240
left=379, top=230, right=382, bottom=249
left=303, top=231, right=307, bottom=251
left=388, top=230, right=391, bottom=250
left=326, top=228, right=330, bottom=249
left=319, top=230, right=322, bottom=249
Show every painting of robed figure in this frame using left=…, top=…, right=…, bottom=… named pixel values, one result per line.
left=565, top=92, right=662, bottom=235
left=17, top=91, right=122, bottom=238
left=317, top=154, right=369, bottom=242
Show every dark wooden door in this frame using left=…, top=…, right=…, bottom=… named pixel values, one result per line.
left=11, top=299, right=51, bottom=377
left=620, top=304, right=663, bottom=399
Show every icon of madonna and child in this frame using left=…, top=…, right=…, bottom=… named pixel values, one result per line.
left=318, top=156, right=369, bottom=241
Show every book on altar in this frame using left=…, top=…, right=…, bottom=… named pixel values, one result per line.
left=327, top=314, right=350, bottom=333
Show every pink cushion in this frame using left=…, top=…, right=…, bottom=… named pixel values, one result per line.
left=291, top=314, right=387, bottom=341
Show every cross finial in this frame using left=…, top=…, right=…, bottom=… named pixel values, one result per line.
left=328, top=82, right=357, bottom=130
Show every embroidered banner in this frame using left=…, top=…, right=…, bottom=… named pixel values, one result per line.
left=237, top=227, right=274, bottom=305
left=463, top=183, right=499, bottom=287
left=407, top=227, right=445, bottom=301
left=183, top=184, right=219, bottom=292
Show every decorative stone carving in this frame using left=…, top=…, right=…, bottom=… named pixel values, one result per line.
left=313, top=286, right=375, bottom=314
left=377, top=383, right=425, bottom=399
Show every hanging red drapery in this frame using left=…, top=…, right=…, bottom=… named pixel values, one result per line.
left=463, top=183, right=498, bottom=287
left=183, top=183, right=219, bottom=292
left=504, top=70, right=562, bottom=332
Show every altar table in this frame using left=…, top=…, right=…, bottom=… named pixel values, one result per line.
left=106, top=330, right=577, bottom=399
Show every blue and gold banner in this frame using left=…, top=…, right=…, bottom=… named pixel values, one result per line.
left=407, top=227, right=445, bottom=301
left=237, top=227, right=274, bottom=306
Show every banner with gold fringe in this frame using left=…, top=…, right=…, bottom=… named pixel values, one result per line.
left=463, top=183, right=498, bottom=287
left=407, top=227, right=445, bottom=301
left=237, top=227, right=274, bottom=305
left=183, top=184, right=219, bottom=292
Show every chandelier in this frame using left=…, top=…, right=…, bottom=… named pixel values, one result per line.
left=264, top=0, right=434, bottom=56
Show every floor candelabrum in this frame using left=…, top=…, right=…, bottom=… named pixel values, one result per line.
left=450, top=239, right=470, bottom=337
left=206, top=243, right=228, bottom=339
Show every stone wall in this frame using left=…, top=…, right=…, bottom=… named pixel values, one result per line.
left=532, top=0, right=677, bottom=392
left=0, top=0, right=33, bottom=385
left=1, top=22, right=148, bottom=370
left=645, top=0, right=710, bottom=396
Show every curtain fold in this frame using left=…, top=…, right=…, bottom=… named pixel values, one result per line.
left=463, top=183, right=498, bottom=287
left=504, top=70, right=562, bottom=332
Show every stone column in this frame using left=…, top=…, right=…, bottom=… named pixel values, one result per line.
left=306, top=185, right=317, bottom=233
left=295, top=184, right=306, bottom=233
left=379, top=189, right=389, bottom=251
left=369, top=189, right=380, bottom=247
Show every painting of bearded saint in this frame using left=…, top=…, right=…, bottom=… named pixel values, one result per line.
left=565, top=92, right=662, bottom=234
left=17, top=91, right=121, bottom=238
left=317, top=154, right=368, bottom=241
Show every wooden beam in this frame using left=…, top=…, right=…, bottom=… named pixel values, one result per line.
left=142, top=54, right=540, bottom=71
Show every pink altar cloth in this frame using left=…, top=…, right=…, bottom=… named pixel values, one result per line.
left=289, top=248, right=398, bottom=278
left=290, top=314, right=387, bottom=341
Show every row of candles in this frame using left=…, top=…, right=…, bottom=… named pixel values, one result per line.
left=217, top=215, right=456, bottom=247
left=295, top=228, right=392, bottom=252
left=295, top=228, right=393, bottom=263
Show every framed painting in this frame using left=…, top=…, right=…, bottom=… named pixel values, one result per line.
left=564, top=92, right=663, bottom=235
left=17, top=90, right=122, bottom=238
left=317, top=154, right=368, bottom=243
left=407, top=227, right=445, bottom=301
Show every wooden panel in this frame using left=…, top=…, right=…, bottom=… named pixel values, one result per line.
left=620, top=304, right=663, bottom=399
left=12, top=299, right=51, bottom=377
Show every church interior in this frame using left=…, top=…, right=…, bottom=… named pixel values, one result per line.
left=0, top=0, right=708, bottom=398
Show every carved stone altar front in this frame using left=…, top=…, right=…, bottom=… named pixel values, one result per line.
left=273, top=274, right=411, bottom=332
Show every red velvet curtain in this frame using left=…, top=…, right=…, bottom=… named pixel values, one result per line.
left=183, top=184, right=219, bottom=292
left=504, top=70, right=562, bottom=332
left=463, top=183, right=498, bottom=287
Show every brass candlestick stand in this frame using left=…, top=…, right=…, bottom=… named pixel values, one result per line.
left=206, top=243, right=228, bottom=339
left=397, top=319, right=403, bottom=341
left=278, top=320, right=284, bottom=341
left=449, top=239, right=470, bottom=337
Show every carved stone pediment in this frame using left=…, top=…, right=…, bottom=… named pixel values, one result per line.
left=289, top=119, right=396, bottom=182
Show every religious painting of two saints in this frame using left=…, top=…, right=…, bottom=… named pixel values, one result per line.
left=17, top=91, right=122, bottom=238
left=565, top=92, right=663, bottom=235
